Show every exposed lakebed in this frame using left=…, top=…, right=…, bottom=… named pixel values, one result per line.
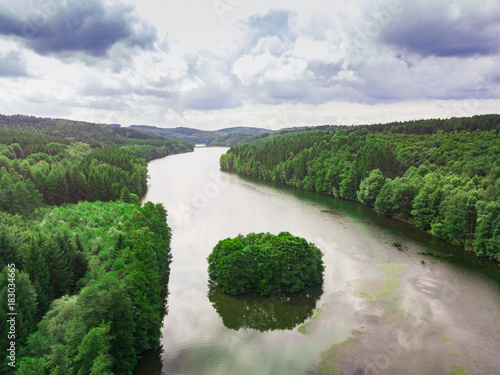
left=135, top=147, right=500, bottom=375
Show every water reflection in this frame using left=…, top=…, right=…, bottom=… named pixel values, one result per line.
left=133, top=348, right=163, bottom=375
left=142, top=150, right=500, bottom=375
left=134, top=285, right=169, bottom=375
left=208, top=282, right=324, bottom=331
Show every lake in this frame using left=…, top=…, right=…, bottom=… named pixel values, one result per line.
left=135, top=147, right=500, bottom=375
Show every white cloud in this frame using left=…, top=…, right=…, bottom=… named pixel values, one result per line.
left=253, top=36, right=288, bottom=55
left=233, top=52, right=310, bottom=85
left=0, top=0, right=499, bottom=129
left=293, top=38, right=344, bottom=65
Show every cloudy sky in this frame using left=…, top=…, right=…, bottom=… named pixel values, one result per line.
left=0, top=0, right=499, bottom=130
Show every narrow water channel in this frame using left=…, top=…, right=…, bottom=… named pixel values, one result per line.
left=135, top=147, right=500, bottom=375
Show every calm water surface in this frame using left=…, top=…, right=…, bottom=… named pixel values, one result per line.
left=136, top=148, right=500, bottom=375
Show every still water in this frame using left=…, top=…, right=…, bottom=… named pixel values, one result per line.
left=136, top=147, right=500, bottom=375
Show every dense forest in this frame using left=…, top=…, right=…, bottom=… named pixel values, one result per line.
left=220, top=115, right=500, bottom=263
left=0, top=115, right=194, bottom=374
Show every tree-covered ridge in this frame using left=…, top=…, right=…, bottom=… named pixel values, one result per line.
left=0, top=116, right=195, bottom=159
left=208, top=232, right=324, bottom=295
left=0, top=114, right=174, bottom=144
left=220, top=115, right=500, bottom=262
left=130, top=124, right=270, bottom=146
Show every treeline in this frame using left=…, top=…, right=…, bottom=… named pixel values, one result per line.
left=130, top=125, right=270, bottom=146
left=0, top=114, right=167, bottom=144
left=0, top=118, right=192, bottom=373
left=220, top=115, right=500, bottom=262
left=206, top=132, right=267, bottom=147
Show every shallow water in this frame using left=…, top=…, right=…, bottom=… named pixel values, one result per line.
left=135, top=147, right=500, bottom=375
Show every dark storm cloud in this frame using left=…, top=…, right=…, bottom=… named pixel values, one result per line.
left=0, top=12, right=23, bottom=35
left=380, top=4, right=500, bottom=57
left=0, top=51, right=29, bottom=77
left=0, top=0, right=157, bottom=57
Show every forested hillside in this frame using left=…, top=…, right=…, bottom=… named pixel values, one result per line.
left=0, top=116, right=193, bottom=374
left=130, top=124, right=270, bottom=146
left=0, top=115, right=167, bottom=145
left=220, top=115, right=500, bottom=263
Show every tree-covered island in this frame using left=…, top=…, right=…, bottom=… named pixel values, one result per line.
left=208, top=232, right=325, bottom=296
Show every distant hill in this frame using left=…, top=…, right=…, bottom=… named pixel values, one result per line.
left=0, top=114, right=195, bottom=158
left=0, top=114, right=167, bottom=145
left=129, top=125, right=270, bottom=146
left=218, top=127, right=270, bottom=134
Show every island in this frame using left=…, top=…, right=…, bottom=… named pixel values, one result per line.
left=207, top=232, right=324, bottom=296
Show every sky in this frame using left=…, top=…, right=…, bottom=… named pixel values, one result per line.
left=0, top=0, right=499, bottom=130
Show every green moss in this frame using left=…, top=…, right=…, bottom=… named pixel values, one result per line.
left=448, top=365, right=469, bottom=375
left=351, top=329, right=368, bottom=336
left=298, top=303, right=328, bottom=334
left=441, top=337, right=452, bottom=342
left=352, top=264, right=407, bottom=302
left=319, top=336, right=357, bottom=374
left=355, top=291, right=376, bottom=300
left=376, top=264, right=407, bottom=277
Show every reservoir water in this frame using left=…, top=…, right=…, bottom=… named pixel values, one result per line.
left=136, top=147, right=500, bottom=375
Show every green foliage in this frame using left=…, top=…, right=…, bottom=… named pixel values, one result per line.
left=23, top=237, right=53, bottom=320
left=374, top=179, right=396, bottom=218
left=339, top=163, right=357, bottom=201
left=221, top=115, right=500, bottom=262
left=411, top=177, right=443, bottom=230
left=119, top=186, right=133, bottom=203
left=474, top=199, right=500, bottom=261
left=13, top=201, right=171, bottom=374
left=0, top=169, right=42, bottom=216
left=0, top=116, right=182, bottom=373
left=391, top=178, right=418, bottom=219
left=0, top=268, right=38, bottom=374
left=208, top=232, right=324, bottom=295
left=74, top=324, right=112, bottom=375
left=357, top=169, right=385, bottom=207
left=0, top=115, right=193, bottom=215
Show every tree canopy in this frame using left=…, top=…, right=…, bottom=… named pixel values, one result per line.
left=208, top=232, right=325, bottom=296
